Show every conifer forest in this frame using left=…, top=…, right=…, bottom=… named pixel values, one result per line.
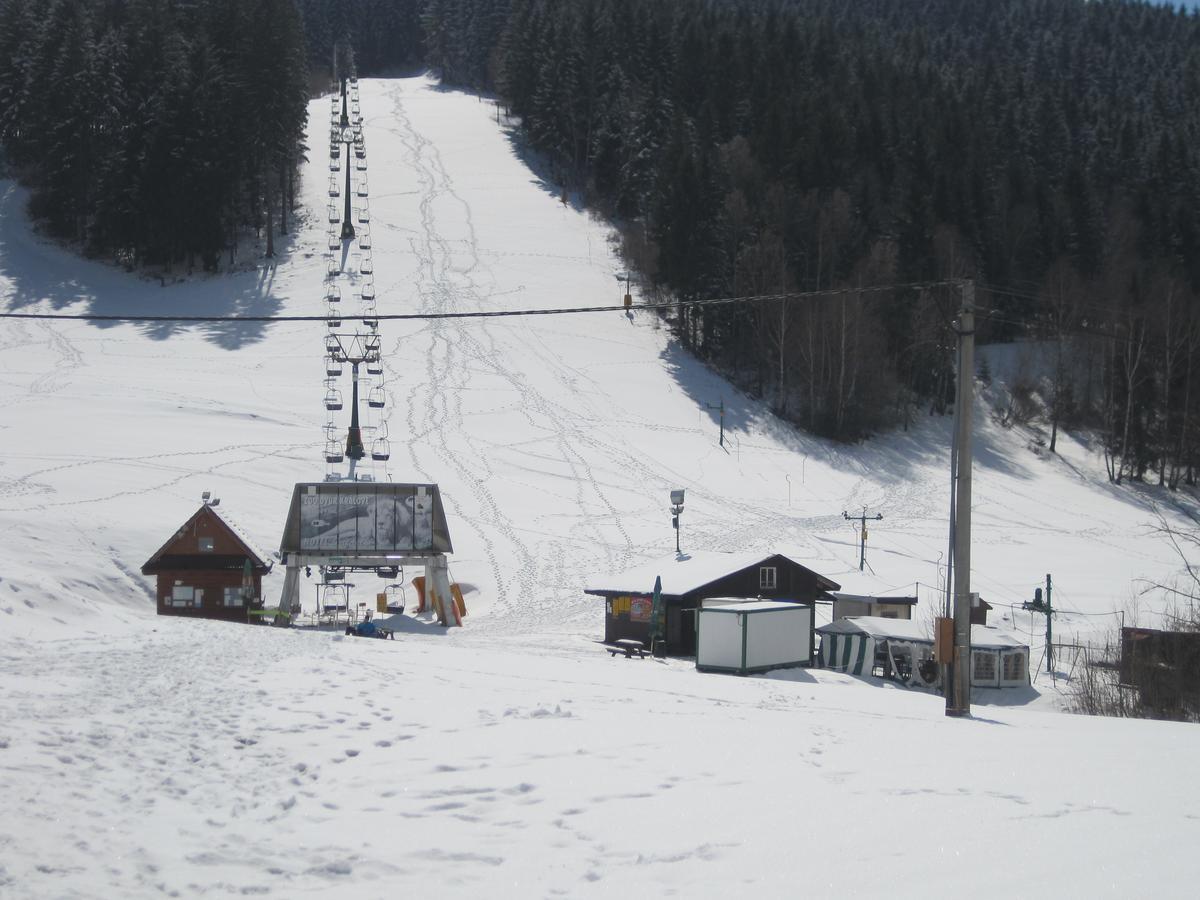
left=2, top=0, right=1199, bottom=484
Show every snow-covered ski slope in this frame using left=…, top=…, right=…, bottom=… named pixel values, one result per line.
left=1, top=76, right=1198, bottom=898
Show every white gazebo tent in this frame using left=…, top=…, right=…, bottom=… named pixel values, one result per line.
left=816, top=616, right=1029, bottom=689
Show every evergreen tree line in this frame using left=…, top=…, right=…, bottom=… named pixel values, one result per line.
left=419, top=0, right=1200, bottom=485
left=0, top=0, right=309, bottom=269
left=295, top=0, right=423, bottom=76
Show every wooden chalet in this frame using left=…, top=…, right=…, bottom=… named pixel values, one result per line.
left=586, top=552, right=837, bottom=656
left=141, top=498, right=273, bottom=623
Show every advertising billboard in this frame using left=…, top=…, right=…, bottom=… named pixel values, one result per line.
left=280, top=482, right=452, bottom=557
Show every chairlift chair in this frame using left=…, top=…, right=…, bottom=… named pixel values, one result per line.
left=357, top=179, right=368, bottom=197
left=325, top=357, right=343, bottom=377
left=358, top=207, right=370, bottom=223
left=367, top=386, right=385, bottom=409
left=328, top=179, right=340, bottom=198
left=360, top=256, right=373, bottom=275
left=355, top=145, right=366, bottom=160
left=324, top=441, right=344, bottom=464
left=325, top=335, right=340, bottom=355
left=327, top=307, right=342, bottom=328
left=356, top=158, right=367, bottom=171
left=324, top=388, right=343, bottom=411
left=326, top=257, right=341, bottom=277
left=327, top=204, right=339, bottom=223
left=327, top=231, right=341, bottom=251
left=366, top=359, right=383, bottom=376
left=371, top=437, right=390, bottom=461
left=358, top=228, right=372, bottom=250
left=383, top=583, right=406, bottom=614
left=329, top=159, right=340, bottom=172
left=360, top=281, right=375, bottom=300
left=325, top=285, right=341, bottom=304
left=363, top=315, right=379, bottom=330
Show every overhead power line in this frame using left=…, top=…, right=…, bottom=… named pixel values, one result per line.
left=0, top=281, right=960, bottom=325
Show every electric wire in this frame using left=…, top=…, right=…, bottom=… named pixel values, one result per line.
left=0, top=281, right=961, bottom=325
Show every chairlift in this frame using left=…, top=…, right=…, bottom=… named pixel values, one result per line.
left=382, top=583, right=406, bottom=614
left=324, top=441, right=344, bottom=464
left=325, top=357, right=343, bottom=377
left=358, top=207, right=370, bottom=223
left=367, top=386, right=385, bottom=409
left=360, top=256, right=373, bottom=275
left=328, top=179, right=340, bottom=198
left=324, top=388, right=343, bottom=411
left=355, top=145, right=366, bottom=160
left=325, top=335, right=340, bottom=355
left=364, top=334, right=382, bottom=355
left=326, top=257, right=342, bottom=277
left=327, top=308, right=342, bottom=328
left=371, top=437, right=390, bottom=461
left=366, top=359, right=383, bottom=376
left=358, top=228, right=372, bottom=250
left=357, top=179, right=368, bottom=197
left=318, top=582, right=351, bottom=622
left=356, top=158, right=367, bottom=171
left=325, top=285, right=341, bottom=304
left=327, top=231, right=341, bottom=251
left=363, top=315, right=379, bottom=330
left=327, top=204, right=339, bottom=223
left=329, top=144, right=340, bottom=161
left=359, top=283, right=375, bottom=302
left=329, top=159, right=340, bottom=173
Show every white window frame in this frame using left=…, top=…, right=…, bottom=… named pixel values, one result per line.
left=223, top=587, right=245, bottom=607
left=759, top=566, right=777, bottom=590
left=1001, top=651, right=1026, bottom=683
left=972, top=650, right=997, bottom=684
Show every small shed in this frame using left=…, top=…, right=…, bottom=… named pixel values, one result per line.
left=816, top=616, right=1029, bottom=689
left=822, top=569, right=917, bottom=621
left=697, top=601, right=813, bottom=675
left=141, top=499, right=273, bottom=623
left=585, top=552, right=838, bottom=656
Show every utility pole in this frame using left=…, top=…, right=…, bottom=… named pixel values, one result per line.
left=1045, top=573, right=1053, bottom=674
left=946, top=280, right=975, bottom=718
left=843, top=507, right=882, bottom=572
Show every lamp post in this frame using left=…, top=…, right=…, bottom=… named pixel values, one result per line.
left=670, top=489, right=685, bottom=555
left=340, top=125, right=355, bottom=241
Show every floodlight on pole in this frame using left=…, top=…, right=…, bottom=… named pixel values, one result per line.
left=670, top=489, right=685, bottom=554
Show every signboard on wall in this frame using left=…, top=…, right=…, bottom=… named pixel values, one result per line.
left=630, top=596, right=652, bottom=622
left=280, top=482, right=453, bottom=557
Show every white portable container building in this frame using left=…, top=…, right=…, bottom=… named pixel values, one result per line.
left=696, top=601, right=813, bottom=675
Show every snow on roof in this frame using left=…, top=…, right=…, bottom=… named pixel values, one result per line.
left=584, top=551, right=826, bottom=597
left=208, top=504, right=274, bottom=569
left=816, top=615, right=1027, bottom=649
left=821, top=568, right=917, bottom=600
left=702, top=600, right=807, bottom=613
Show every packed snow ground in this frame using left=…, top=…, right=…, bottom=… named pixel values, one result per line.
left=1, top=75, right=1199, bottom=897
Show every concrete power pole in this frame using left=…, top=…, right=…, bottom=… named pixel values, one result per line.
left=947, top=280, right=975, bottom=718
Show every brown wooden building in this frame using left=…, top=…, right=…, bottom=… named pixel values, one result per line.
left=141, top=500, right=273, bottom=623
left=586, top=552, right=837, bottom=655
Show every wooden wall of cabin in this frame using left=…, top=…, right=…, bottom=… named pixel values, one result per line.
left=156, top=570, right=263, bottom=623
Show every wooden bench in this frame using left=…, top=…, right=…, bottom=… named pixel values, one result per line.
left=607, top=639, right=646, bottom=659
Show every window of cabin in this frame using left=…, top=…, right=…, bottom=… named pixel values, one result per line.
left=199, top=536, right=215, bottom=552
left=171, top=585, right=195, bottom=607
left=223, top=587, right=245, bottom=607
left=759, top=567, right=777, bottom=590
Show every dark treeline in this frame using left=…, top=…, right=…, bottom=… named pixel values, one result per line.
left=0, top=0, right=308, bottom=270
left=419, top=0, right=1200, bottom=486
left=295, top=1, right=423, bottom=75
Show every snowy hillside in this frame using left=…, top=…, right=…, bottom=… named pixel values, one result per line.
left=2, top=76, right=1199, bottom=897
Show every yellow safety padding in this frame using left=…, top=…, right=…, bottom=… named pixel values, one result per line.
left=451, top=583, right=466, bottom=617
